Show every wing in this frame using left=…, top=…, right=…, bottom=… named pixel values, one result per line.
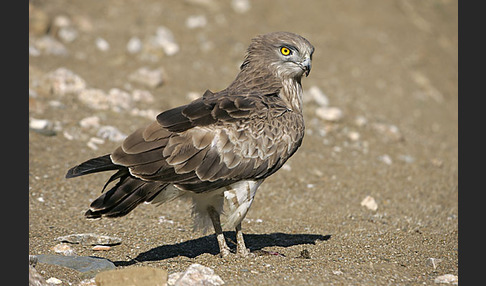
left=111, top=90, right=304, bottom=193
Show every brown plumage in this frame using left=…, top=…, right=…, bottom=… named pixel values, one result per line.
left=66, top=31, right=314, bottom=257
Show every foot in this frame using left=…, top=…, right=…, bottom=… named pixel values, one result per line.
left=236, top=246, right=255, bottom=258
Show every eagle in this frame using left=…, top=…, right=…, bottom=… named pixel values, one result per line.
left=66, top=31, right=314, bottom=257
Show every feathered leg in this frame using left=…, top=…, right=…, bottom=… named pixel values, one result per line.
left=236, top=222, right=252, bottom=257
left=207, top=206, right=231, bottom=257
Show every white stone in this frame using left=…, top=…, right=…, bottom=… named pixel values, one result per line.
left=361, top=196, right=378, bottom=211
left=434, top=274, right=458, bottom=284
left=315, top=106, right=343, bottom=122
left=127, top=37, right=142, bottom=54
left=307, top=86, right=329, bottom=106
left=186, top=15, right=208, bottom=29
left=46, top=277, right=62, bottom=284
left=95, top=37, right=110, bottom=51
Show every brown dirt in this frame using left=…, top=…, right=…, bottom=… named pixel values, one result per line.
left=29, top=0, right=458, bottom=285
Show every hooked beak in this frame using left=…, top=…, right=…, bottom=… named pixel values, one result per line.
left=300, top=57, right=312, bottom=77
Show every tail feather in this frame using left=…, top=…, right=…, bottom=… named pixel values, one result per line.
left=85, top=176, right=168, bottom=219
left=67, top=154, right=169, bottom=219
left=66, top=154, right=120, bottom=178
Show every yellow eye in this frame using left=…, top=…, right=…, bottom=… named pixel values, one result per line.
left=280, top=47, right=291, bottom=56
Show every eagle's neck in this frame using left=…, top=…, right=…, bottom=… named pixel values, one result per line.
left=228, top=66, right=304, bottom=113
left=279, top=77, right=304, bottom=113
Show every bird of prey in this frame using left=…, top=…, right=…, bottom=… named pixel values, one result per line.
left=66, top=31, right=314, bottom=257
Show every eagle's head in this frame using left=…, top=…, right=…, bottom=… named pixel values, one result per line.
left=241, top=31, right=315, bottom=80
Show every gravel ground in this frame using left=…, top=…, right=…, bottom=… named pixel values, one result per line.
left=29, top=0, right=458, bottom=285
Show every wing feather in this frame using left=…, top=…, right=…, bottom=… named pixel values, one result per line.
left=110, top=93, right=303, bottom=192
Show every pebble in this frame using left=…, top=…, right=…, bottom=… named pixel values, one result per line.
left=46, top=277, right=62, bottom=284
left=43, top=67, right=86, bottom=96
left=231, top=0, right=251, bottom=13
left=361, top=195, right=378, bottom=211
left=51, top=243, right=75, bottom=256
left=427, top=257, right=442, bottom=270
left=129, top=67, right=165, bottom=88
left=306, top=86, right=329, bottom=107
left=347, top=131, right=360, bottom=141
left=378, top=154, right=393, bottom=165
left=97, top=125, right=127, bottom=142
left=78, top=88, right=134, bottom=111
left=434, top=274, right=458, bottom=284
left=79, top=116, right=101, bottom=129
left=29, top=118, right=61, bottom=136
left=131, top=89, right=155, bottom=103
left=95, top=266, right=167, bottom=286
left=95, top=37, right=110, bottom=51
left=186, top=15, right=208, bottom=29
left=371, top=123, right=403, bottom=142
left=315, top=106, right=343, bottom=122
left=378, top=154, right=393, bottom=166
left=35, top=254, right=116, bottom=277
left=354, top=115, right=368, bottom=127
left=152, top=26, right=179, bottom=56
left=169, top=263, right=224, bottom=286
left=92, top=245, right=111, bottom=251
left=126, top=36, right=142, bottom=54
left=87, top=137, right=105, bottom=150
left=56, top=233, right=122, bottom=246
left=29, top=265, right=48, bottom=286
left=129, top=108, right=160, bottom=120
left=30, top=36, right=68, bottom=56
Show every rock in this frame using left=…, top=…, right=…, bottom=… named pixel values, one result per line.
left=152, top=26, right=179, bottom=56
left=427, top=258, right=442, bottom=270
left=31, top=36, right=68, bottom=56
left=347, top=131, right=360, bottom=141
left=92, top=245, right=111, bottom=251
left=315, top=106, right=343, bottom=122
left=95, top=266, right=167, bottom=286
left=378, top=154, right=393, bottom=165
left=43, top=68, right=86, bottom=96
left=51, top=243, right=75, bottom=256
left=129, top=108, right=160, bottom=120
left=361, top=196, right=378, bottom=211
left=371, top=123, right=403, bottom=142
left=127, top=37, right=142, bottom=54
left=131, top=89, right=154, bottom=103
left=77, top=278, right=96, bottom=286
left=36, top=254, right=116, bottom=277
left=55, top=233, right=122, bottom=246
left=354, top=116, right=368, bottom=127
left=79, top=116, right=101, bottom=129
left=87, top=137, right=105, bottom=150
left=129, top=67, right=165, bottom=88
left=231, top=0, right=251, bottom=13
left=78, top=88, right=133, bottom=111
left=46, top=277, right=62, bottom=284
left=29, top=118, right=61, bottom=136
left=30, top=255, right=38, bottom=267
left=306, top=86, right=329, bottom=107
left=95, top=37, right=110, bottom=51
left=434, top=274, right=458, bottom=284
left=171, top=263, right=224, bottom=286
left=186, top=15, right=207, bottom=29
left=97, top=125, right=127, bottom=142
left=29, top=265, right=48, bottom=286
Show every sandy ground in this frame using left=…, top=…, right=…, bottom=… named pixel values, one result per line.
left=29, top=0, right=458, bottom=285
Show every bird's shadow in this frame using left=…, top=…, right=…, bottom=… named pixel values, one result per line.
left=114, top=232, right=330, bottom=266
